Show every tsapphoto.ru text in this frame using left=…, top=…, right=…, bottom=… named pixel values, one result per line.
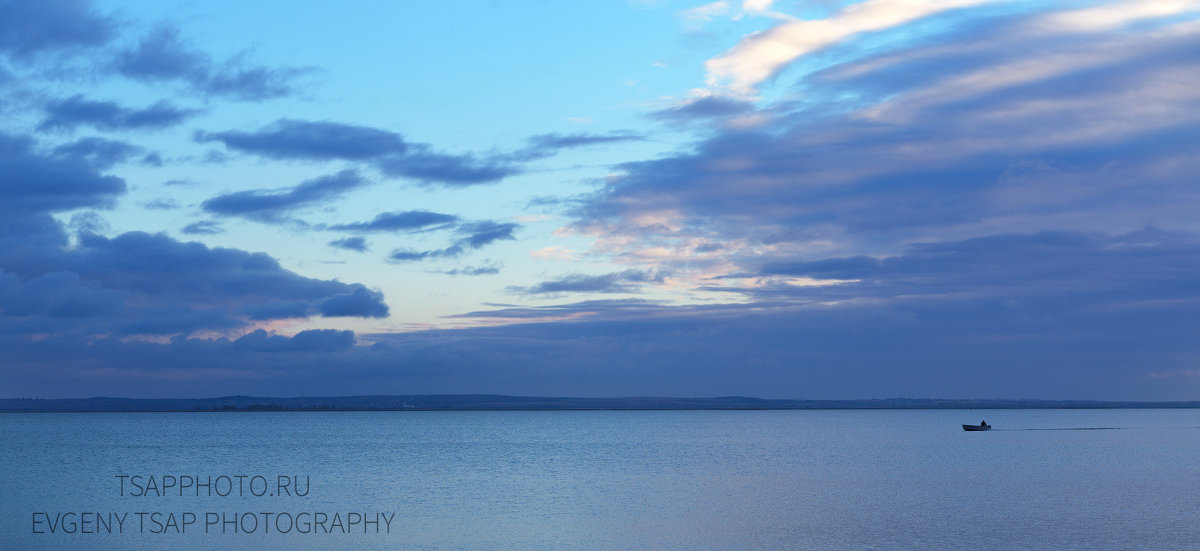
left=114, top=474, right=310, bottom=497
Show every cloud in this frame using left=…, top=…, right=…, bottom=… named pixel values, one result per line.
left=328, top=210, right=458, bottom=233
left=200, top=119, right=518, bottom=186
left=0, top=215, right=390, bottom=338
left=706, top=0, right=1006, bottom=96
left=680, top=1, right=732, bottom=29
left=198, top=117, right=485, bottom=182
left=0, top=270, right=126, bottom=319
left=51, top=137, right=146, bottom=170
left=651, top=96, right=754, bottom=123
left=386, top=220, right=518, bottom=263
left=238, top=301, right=309, bottom=321
left=115, top=26, right=203, bottom=81
left=455, top=221, right=519, bottom=249
left=4, top=282, right=1196, bottom=399
left=0, top=0, right=115, bottom=59
left=0, top=133, right=125, bottom=214
left=201, top=169, right=367, bottom=221
left=451, top=298, right=664, bottom=319
left=751, top=229, right=1200, bottom=303
left=141, top=198, right=178, bottom=210
left=315, top=286, right=389, bottom=318
left=511, top=270, right=664, bottom=295
left=115, top=26, right=307, bottom=101
left=374, top=150, right=518, bottom=186
left=181, top=220, right=222, bottom=235
left=196, top=119, right=407, bottom=161
left=387, top=246, right=463, bottom=263
left=437, top=263, right=502, bottom=276
left=67, top=212, right=109, bottom=235
left=522, top=131, right=644, bottom=153
left=7, top=229, right=1200, bottom=399
left=742, top=0, right=776, bottom=14
left=39, top=95, right=196, bottom=131
left=232, top=328, right=356, bottom=353
left=201, top=62, right=308, bottom=102
left=328, top=236, right=367, bottom=252
left=577, top=9, right=1200, bottom=280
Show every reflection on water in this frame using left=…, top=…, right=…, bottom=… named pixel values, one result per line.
left=2, top=409, right=1199, bottom=550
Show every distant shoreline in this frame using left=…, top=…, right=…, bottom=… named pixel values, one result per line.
left=4, top=395, right=1200, bottom=413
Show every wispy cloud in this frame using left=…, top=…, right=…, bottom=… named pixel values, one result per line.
left=181, top=220, right=222, bottom=235
left=115, top=26, right=309, bottom=101
left=328, top=236, right=367, bottom=252
left=705, top=0, right=1004, bottom=97
left=196, top=119, right=407, bottom=161
left=200, top=119, right=519, bottom=186
left=39, top=95, right=197, bottom=132
left=387, top=221, right=519, bottom=263
left=201, top=169, right=367, bottom=222
left=509, top=269, right=665, bottom=295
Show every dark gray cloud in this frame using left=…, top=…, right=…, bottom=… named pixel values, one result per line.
left=199, top=119, right=518, bottom=186
left=181, top=220, right=222, bottom=235
left=115, top=27, right=202, bottom=81
left=386, top=220, right=518, bottom=263
left=0, top=214, right=390, bottom=338
left=196, top=119, right=407, bottom=161
left=527, top=131, right=643, bottom=150
left=115, top=26, right=307, bottom=101
left=39, top=95, right=196, bottom=131
left=750, top=229, right=1200, bottom=303
left=650, top=96, right=754, bottom=122
left=315, top=286, right=389, bottom=318
left=387, top=246, right=463, bottom=263
left=201, top=62, right=307, bottom=102
left=0, top=133, right=125, bottom=214
left=201, top=169, right=367, bottom=221
left=329, top=210, right=458, bottom=233
left=456, top=221, right=518, bottom=248
left=238, top=300, right=309, bottom=321
left=374, top=150, right=518, bottom=186
left=510, top=270, right=663, bottom=295
left=450, top=298, right=663, bottom=319
left=0, top=0, right=115, bottom=59
left=328, top=236, right=367, bottom=252
left=51, top=137, right=145, bottom=170
left=67, top=212, right=108, bottom=235
left=438, top=264, right=501, bottom=276
left=511, top=131, right=646, bottom=160
left=0, top=270, right=126, bottom=319
left=232, top=328, right=356, bottom=353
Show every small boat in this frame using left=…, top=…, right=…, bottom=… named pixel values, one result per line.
left=962, top=422, right=991, bottom=431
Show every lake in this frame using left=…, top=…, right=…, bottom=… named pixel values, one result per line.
left=2, top=409, right=1198, bottom=550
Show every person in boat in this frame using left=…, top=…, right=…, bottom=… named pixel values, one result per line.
left=980, top=420, right=988, bottom=427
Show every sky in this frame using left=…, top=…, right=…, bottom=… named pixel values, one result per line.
left=3, top=0, right=1200, bottom=400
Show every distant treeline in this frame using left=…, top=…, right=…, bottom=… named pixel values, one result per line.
left=3, top=395, right=1200, bottom=412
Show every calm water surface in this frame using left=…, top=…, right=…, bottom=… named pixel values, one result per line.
left=2, top=409, right=1199, bottom=550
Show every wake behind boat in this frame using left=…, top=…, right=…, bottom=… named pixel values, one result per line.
left=963, top=421, right=991, bottom=431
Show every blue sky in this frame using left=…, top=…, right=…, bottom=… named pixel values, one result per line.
left=4, top=0, right=1200, bottom=399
